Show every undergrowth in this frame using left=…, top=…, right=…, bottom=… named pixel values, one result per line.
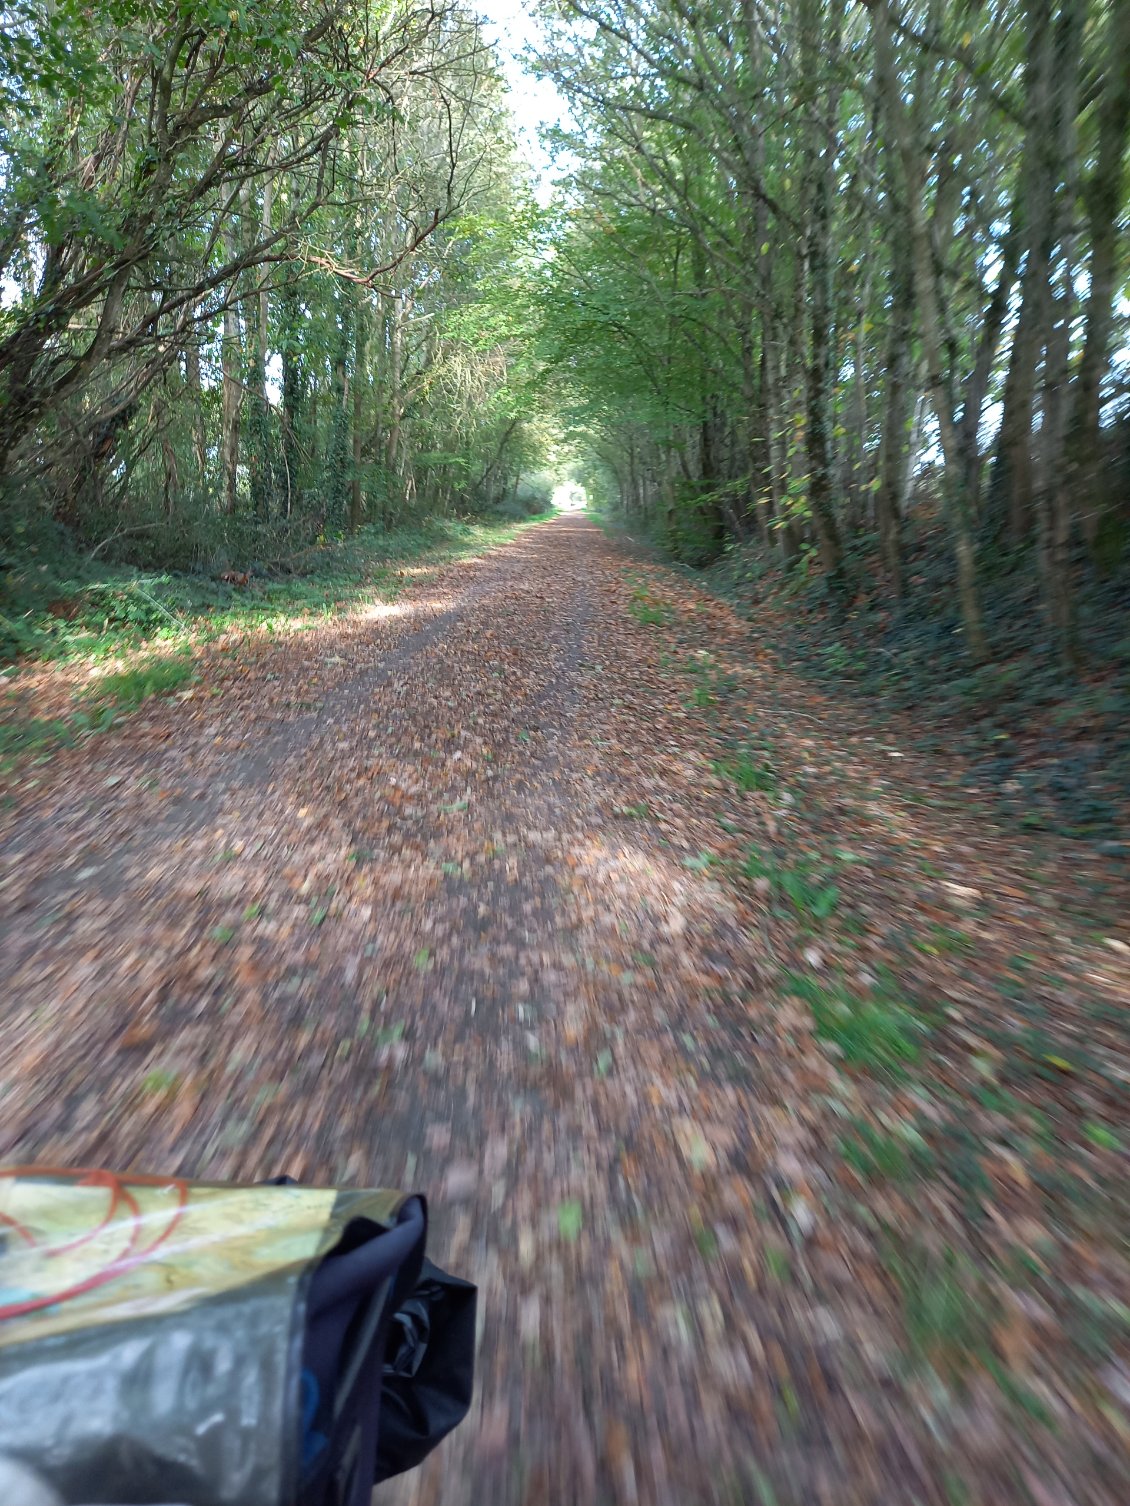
left=1, top=514, right=552, bottom=668
left=83, top=653, right=195, bottom=711
left=699, top=517, right=1130, bottom=846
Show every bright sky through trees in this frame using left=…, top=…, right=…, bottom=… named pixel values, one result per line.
left=476, top=0, right=565, bottom=199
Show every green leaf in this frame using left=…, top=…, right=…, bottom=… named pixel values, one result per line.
left=557, top=1200, right=583, bottom=1241
left=141, top=1068, right=180, bottom=1096
left=682, top=851, right=714, bottom=871
left=693, top=1224, right=719, bottom=1259
left=1084, top=1121, right=1119, bottom=1150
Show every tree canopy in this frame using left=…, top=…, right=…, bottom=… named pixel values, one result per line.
left=0, top=0, right=554, bottom=571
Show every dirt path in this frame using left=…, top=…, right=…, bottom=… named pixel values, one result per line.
left=2, top=516, right=1128, bottom=1506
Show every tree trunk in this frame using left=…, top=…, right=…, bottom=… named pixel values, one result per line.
left=867, top=0, right=988, bottom=659
left=249, top=158, right=276, bottom=518
left=257, top=166, right=274, bottom=407
left=1067, top=0, right=1130, bottom=556
left=350, top=299, right=366, bottom=534
left=279, top=285, right=301, bottom=519
left=800, top=0, right=845, bottom=587
left=1036, top=0, right=1085, bottom=663
left=384, top=292, right=406, bottom=507
left=741, top=323, right=770, bottom=545
left=876, top=251, right=913, bottom=599
left=991, top=0, right=1063, bottom=547
left=219, top=218, right=243, bottom=517
left=959, top=190, right=1026, bottom=521
left=328, top=297, right=351, bottom=526
left=184, top=338, right=208, bottom=497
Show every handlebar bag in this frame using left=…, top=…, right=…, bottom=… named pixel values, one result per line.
left=0, top=1167, right=475, bottom=1506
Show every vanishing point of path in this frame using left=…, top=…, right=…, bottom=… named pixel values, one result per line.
left=2, top=517, right=1128, bottom=1505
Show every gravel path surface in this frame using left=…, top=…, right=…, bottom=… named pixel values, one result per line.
left=2, top=516, right=1128, bottom=1505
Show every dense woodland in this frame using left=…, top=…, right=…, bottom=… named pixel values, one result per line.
left=2, top=0, right=1129, bottom=705
left=534, top=0, right=1130, bottom=683
left=0, top=0, right=552, bottom=597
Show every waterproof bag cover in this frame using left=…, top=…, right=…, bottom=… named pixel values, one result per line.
left=0, top=1167, right=476, bottom=1505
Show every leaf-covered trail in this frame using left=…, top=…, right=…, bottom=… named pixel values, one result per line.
left=2, top=517, right=1128, bottom=1506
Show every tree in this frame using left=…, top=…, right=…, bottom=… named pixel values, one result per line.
left=0, top=0, right=555, bottom=562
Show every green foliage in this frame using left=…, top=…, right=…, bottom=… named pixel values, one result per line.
left=658, top=485, right=725, bottom=568
left=0, top=714, right=75, bottom=774
left=628, top=587, right=671, bottom=625
left=884, top=1243, right=999, bottom=1385
left=704, top=518, right=1130, bottom=836
left=783, top=970, right=921, bottom=1078
left=1084, top=1121, right=1120, bottom=1152
left=1, top=515, right=550, bottom=671
left=557, top=1201, right=583, bottom=1241
left=0, top=0, right=557, bottom=593
left=141, top=1069, right=180, bottom=1096
left=839, top=1117, right=931, bottom=1183
left=915, top=924, right=976, bottom=958
left=742, top=849, right=840, bottom=924
left=714, top=751, right=776, bottom=792
left=0, top=517, right=549, bottom=777
left=532, top=0, right=1130, bottom=808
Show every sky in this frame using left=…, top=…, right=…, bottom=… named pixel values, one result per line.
left=475, top=0, right=569, bottom=200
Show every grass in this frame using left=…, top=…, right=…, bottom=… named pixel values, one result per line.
left=914, top=922, right=976, bottom=958
left=557, top=1200, right=583, bottom=1241
left=884, top=1241, right=998, bottom=1385
left=83, top=652, right=194, bottom=711
left=881, top=1238, right=1052, bottom=1422
left=2, top=513, right=552, bottom=670
left=140, top=1068, right=180, bottom=1096
left=628, top=586, right=672, bottom=626
left=0, top=714, right=75, bottom=772
left=839, top=1116, right=931, bottom=1183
